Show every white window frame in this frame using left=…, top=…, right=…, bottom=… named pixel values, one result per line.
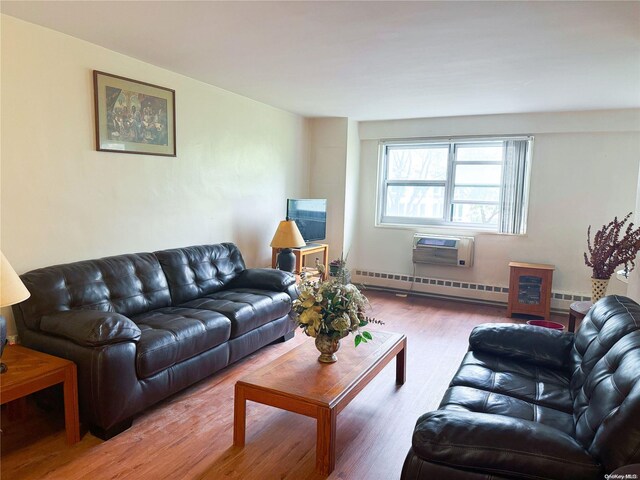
left=376, top=136, right=533, bottom=233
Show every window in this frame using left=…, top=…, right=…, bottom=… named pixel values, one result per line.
left=377, top=136, right=532, bottom=234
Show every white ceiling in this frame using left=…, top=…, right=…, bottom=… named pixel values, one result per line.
left=2, top=1, right=640, bottom=121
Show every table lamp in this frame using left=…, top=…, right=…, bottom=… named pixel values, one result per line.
left=0, top=251, right=31, bottom=373
left=270, top=220, right=306, bottom=272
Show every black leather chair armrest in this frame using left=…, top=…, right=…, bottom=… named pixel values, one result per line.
left=40, top=310, right=141, bottom=347
left=229, top=268, right=296, bottom=292
left=469, top=323, right=574, bottom=369
left=413, top=410, right=601, bottom=480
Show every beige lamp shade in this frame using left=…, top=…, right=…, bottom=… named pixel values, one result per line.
left=270, top=220, right=306, bottom=249
left=1, top=251, right=31, bottom=307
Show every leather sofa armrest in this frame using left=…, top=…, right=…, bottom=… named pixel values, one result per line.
left=469, top=323, right=574, bottom=369
left=40, top=310, right=141, bottom=347
left=413, top=410, right=601, bottom=480
left=229, top=268, right=296, bottom=292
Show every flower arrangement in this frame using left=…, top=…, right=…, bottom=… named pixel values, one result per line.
left=292, top=279, right=383, bottom=347
left=584, top=212, right=640, bottom=279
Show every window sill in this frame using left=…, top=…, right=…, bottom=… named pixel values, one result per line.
left=374, top=222, right=525, bottom=237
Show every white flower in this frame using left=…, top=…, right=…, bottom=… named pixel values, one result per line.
left=331, top=314, right=350, bottom=333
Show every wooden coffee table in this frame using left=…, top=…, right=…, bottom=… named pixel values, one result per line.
left=1, top=345, right=80, bottom=445
left=233, top=330, right=406, bottom=475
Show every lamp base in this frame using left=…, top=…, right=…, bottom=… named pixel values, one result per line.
left=276, top=248, right=297, bottom=273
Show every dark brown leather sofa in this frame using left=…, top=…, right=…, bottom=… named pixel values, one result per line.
left=13, top=243, right=297, bottom=439
left=402, top=295, right=640, bottom=479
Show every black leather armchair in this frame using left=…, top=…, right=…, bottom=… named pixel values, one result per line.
left=402, top=295, right=640, bottom=479
left=13, top=243, right=297, bottom=439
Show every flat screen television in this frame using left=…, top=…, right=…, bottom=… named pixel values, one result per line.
left=286, top=198, right=327, bottom=243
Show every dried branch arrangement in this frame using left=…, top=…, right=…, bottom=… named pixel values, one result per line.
left=584, top=212, right=640, bottom=279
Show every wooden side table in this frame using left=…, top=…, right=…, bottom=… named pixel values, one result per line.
left=569, top=301, right=593, bottom=333
left=1, top=345, right=80, bottom=445
left=507, top=262, right=555, bottom=321
left=271, top=243, right=329, bottom=277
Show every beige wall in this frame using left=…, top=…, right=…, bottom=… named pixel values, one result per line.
left=309, top=118, right=348, bottom=259
left=1, top=16, right=310, bottom=333
left=342, top=119, right=361, bottom=259
left=307, top=117, right=361, bottom=265
left=352, top=110, right=640, bottom=303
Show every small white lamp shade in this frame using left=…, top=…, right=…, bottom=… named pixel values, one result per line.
left=1, top=251, right=31, bottom=307
left=270, top=220, right=306, bottom=249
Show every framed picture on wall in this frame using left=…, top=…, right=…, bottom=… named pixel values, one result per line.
left=93, top=70, right=176, bottom=156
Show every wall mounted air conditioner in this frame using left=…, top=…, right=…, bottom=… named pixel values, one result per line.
left=412, top=234, right=474, bottom=267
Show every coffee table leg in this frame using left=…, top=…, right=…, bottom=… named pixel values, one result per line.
left=316, top=406, right=336, bottom=475
left=63, top=363, right=80, bottom=445
left=233, top=384, right=246, bottom=447
left=396, top=341, right=406, bottom=385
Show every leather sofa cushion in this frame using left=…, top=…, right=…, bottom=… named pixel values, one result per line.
left=18, top=253, right=171, bottom=330
left=180, top=289, right=292, bottom=338
left=412, top=410, right=601, bottom=480
left=154, top=244, right=246, bottom=305
left=402, top=450, right=516, bottom=480
left=439, top=385, right=575, bottom=436
left=228, top=268, right=296, bottom=292
left=469, top=323, right=573, bottom=371
left=132, top=307, right=231, bottom=379
left=40, top=310, right=141, bottom=347
left=450, top=351, right=573, bottom=412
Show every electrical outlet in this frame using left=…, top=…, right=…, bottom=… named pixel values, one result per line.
left=7, top=334, right=19, bottom=345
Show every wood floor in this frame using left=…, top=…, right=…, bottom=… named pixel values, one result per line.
left=1, top=291, right=569, bottom=480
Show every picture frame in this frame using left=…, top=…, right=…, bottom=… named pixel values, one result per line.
left=93, top=70, right=176, bottom=156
